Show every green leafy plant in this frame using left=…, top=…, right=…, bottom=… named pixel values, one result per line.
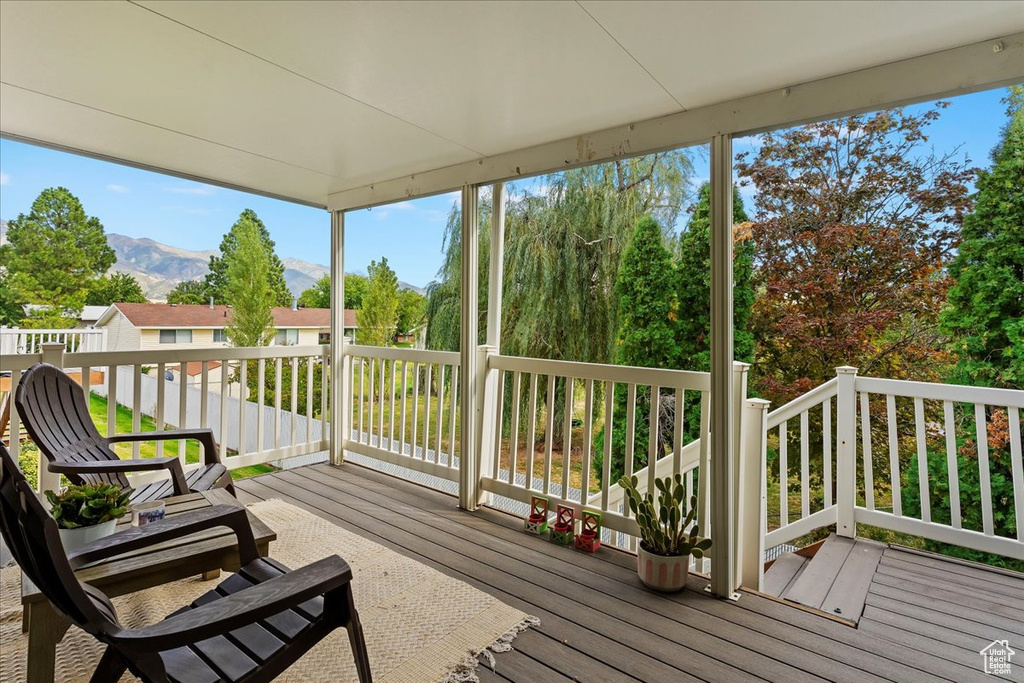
left=619, top=473, right=712, bottom=558
left=45, top=483, right=131, bottom=529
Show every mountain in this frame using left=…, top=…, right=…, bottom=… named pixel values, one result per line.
left=105, top=234, right=423, bottom=299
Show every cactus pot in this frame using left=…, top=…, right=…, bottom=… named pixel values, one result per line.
left=637, top=544, right=689, bottom=592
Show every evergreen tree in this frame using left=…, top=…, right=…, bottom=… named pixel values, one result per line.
left=0, top=268, right=25, bottom=326
left=595, top=215, right=678, bottom=483
left=1, top=187, right=115, bottom=322
left=166, top=279, right=210, bottom=305
left=941, top=86, right=1024, bottom=389
left=675, top=184, right=755, bottom=372
left=86, top=272, right=148, bottom=305
left=224, top=222, right=275, bottom=347
left=357, top=257, right=400, bottom=347
left=206, top=209, right=290, bottom=306
left=344, top=274, right=368, bottom=309
left=396, top=289, right=427, bottom=337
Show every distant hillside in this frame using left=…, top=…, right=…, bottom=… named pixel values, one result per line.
left=104, top=233, right=423, bottom=299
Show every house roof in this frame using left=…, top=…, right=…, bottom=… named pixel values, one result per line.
left=97, top=303, right=356, bottom=329
left=2, top=2, right=1021, bottom=209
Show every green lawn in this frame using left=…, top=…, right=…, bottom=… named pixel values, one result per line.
left=86, top=392, right=275, bottom=480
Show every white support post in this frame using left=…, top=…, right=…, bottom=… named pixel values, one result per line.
left=458, top=185, right=481, bottom=510
left=486, top=182, right=506, bottom=348
left=38, top=343, right=65, bottom=493
left=730, top=361, right=750, bottom=591
left=330, top=209, right=347, bottom=465
left=836, top=366, right=859, bottom=538
left=738, top=398, right=771, bottom=591
left=709, top=134, right=738, bottom=600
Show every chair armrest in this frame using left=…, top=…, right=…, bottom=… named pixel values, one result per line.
left=107, top=428, right=222, bottom=466
left=111, top=556, right=352, bottom=651
left=68, top=504, right=260, bottom=569
left=48, top=457, right=179, bottom=474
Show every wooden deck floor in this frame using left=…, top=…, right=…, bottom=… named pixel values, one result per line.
left=236, top=463, right=1024, bottom=683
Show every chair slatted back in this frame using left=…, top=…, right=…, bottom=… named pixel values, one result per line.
left=14, top=363, right=129, bottom=489
left=0, top=443, right=118, bottom=634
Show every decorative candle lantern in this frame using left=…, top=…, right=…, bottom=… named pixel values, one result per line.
left=549, top=504, right=576, bottom=546
left=524, top=495, right=549, bottom=534
left=575, top=509, right=602, bottom=552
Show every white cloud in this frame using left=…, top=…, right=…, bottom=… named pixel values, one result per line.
left=164, top=183, right=216, bottom=196
left=106, top=183, right=130, bottom=193
left=0, top=171, right=10, bottom=185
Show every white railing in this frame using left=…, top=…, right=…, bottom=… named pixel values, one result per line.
left=1, top=326, right=107, bottom=354
left=1, top=342, right=330, bottom=492
left=761, top=367, right=1024, bottom=564
left=478, top=353, right=716, bottom=548
left=342, top=344, right=461, bottom=483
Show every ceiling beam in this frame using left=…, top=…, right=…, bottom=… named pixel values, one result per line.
left=328, top=30, right=1024, bottom=211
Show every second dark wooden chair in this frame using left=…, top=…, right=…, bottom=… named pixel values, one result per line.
left=0, top=442, right=373, bottom=683
left=14, top=362, right=234, bottom=503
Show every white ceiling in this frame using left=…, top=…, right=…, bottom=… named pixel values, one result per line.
left=1, top=0, right=1022, bottom=208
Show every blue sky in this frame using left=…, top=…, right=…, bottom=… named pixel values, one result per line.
left=0, top=87, right=1010, bottom=290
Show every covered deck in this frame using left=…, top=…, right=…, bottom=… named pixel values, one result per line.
left=235, top=461, right=1020, bottom=683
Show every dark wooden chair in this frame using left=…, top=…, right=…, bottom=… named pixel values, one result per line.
left=14, top=362, right=234, bottom=503
left=0, top=443, right=373, bottom=683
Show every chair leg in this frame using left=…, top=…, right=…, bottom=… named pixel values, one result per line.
left=343, top=588, right=373, bottom=683
left=90, top=647, right=127, bottom=683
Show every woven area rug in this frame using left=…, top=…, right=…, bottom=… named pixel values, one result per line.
left=0, top=499, right=538, bottom=682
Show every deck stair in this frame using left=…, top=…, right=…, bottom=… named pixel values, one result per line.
left=763, top=533, right=885, bottom=624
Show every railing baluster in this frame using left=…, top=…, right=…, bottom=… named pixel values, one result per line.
left=581, top=379, right=594, bottom=502
left=274, top=358, right=283, bottom=449
left=155, top=363, right=166, bottom=458
left=647, top=386, right=660, bottom=500
left=526, top=373, right=539, bottom=489
left=10, top=369, right=22, bottom=465
left=508, top=371, right=521, bottom=485
left=943, top=400, right=960, bottom=529
left=200, top=361, right=210, bottom=429
left=601, top=380, right=613, bottom=509
left=321, top=354, right=329, bottom=445
left=673, top=388, right=684, bottom=477
left=543, top=374, right=555, bottom=494
left=400, top=361, right=409, bottom=454
left=378, top=358, right=387, bottom=448
left=358, top=357, right=365, bottom=444
left=491, top=369, right=504, bottom=479
left=368, top=358, right=376, bottom=445
left=823, top=396, right=832, bottom=508
left=178, top=363, right=188, bottom=462
left=800, top=410, right=810, bottom=518
left=975, top=403, right=994, bottom=536
left=423, top=363, right=432, bottom=462
left=411, top=363, right=421, bottom=458
left=434, top=364, right=444, bottom=466
left=914, top=397, right=930, bottom=523
left=220, top=360, right=229, bottom=459
left=132, top=365, right=142, bottom=459
left=697, top=391, right=711, bottom=559
left=561, top=377, right=574, bottom=501
left=389, top=359, right=397, bottom=452
left=290, top=356, right=299, bottom=447
left=448, top=365, right=459, bottom=467
left=860, top=392, right=874, bottom=511
left=257, top=359, right=266, bottom=454
left=625, top=384, right=637, bottom=488
left=779, top=422, right=788, bottom=528
left=306, top=357, right=314, bottom=445
left=1008, top=406, right=1023, bottom=542
left=886, top=395, right=901, bottom=517
left=239, top=360, right=248, bottom=458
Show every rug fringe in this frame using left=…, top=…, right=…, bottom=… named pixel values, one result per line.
left=437, top=615, right=541, bottom=683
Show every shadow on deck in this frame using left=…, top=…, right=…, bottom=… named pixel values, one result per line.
left=237, top=463, right=1024, bottom=683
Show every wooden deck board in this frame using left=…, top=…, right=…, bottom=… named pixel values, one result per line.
left=236, top=463, right=1023, bottom=683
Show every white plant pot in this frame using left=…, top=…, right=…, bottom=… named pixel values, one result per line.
left=637, top=545, right=690, bottom=593
left=58, top=519, right=117, bottom=554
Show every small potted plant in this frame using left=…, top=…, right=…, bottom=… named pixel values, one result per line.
left=45, top=483, right=131, bottom=552
left=619, top=473, right=711, bottom=592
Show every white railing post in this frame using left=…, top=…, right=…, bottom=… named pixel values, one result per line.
left=471, top=345, right=498, bottom=509
left=738, top=398, right=770, bottom=590
left=329, top=209, right=346, bottom=465
left=836, top=366, right=859, bottom=538
left=37, top=343, right=66, bottom=493
left=729, top=361, right=750, bottom=591
left=458, top=185, right=481, bottom=510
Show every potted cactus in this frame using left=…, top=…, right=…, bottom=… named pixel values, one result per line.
left=619, top=473, right=711, bottom=592
left=45, top=483, right=131, bottom=552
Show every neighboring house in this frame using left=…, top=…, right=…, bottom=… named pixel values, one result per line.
left=95, top=302, right=357, bottom=352
left=22, top=304, right=110, bottom=328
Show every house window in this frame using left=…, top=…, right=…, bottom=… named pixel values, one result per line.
left=274, top=328, right=299, bottom=346
left=213, top=329, right=227, bottom=343
left=159, top=329, right=193, bottom=344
